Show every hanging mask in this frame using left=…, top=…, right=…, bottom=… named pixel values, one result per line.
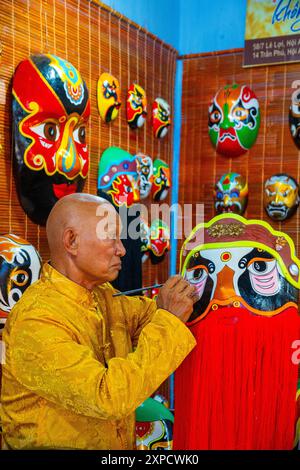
left=152, top=98, right=171, bottom=138
left=149, top=219, right=170, bottom=263
left=264, top=174, right=299, bottom=221
left=140, top=218, right=151, bottom=263
left=214, top=172, right=248, bottom=215
left=0, top=234, right=42, bottom=330
left=136, top=397, right=174, bottom=450
left=289, top=87, right=300, bottom=148
left=97, top=146, right=140, bottom=208
left=126, top=84, right=147, bottom=129
left=136, top=153, right=153, bottom=199
left=97, top=73, right=121, bottom=123
left=12, top=54, right=90, bottom=226
left=151, top=159, right=171, bottom=201
left=208, top=84, right=260, bottom=157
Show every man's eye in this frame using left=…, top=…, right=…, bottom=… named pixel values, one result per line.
left=32, top=122, right=60, bottom=142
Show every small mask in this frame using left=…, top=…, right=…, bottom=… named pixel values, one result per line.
left=0, top=234, right=42, bottom=330
left=214, top=172, right=248, bottom=215
left=97, top=73, right=121, bottom=123
left=136, top=397, right=174, bottom=450
left=208, top=84, right=260, bottom=157
left=126, top=84, right=147, bottom=129
left=140, top=218, right=151, bottom=263
left=149, top=219, right=170, bottom=263
left=12, top=54, right=90, bottom=226
left=264, top=174, right=299, bottom=221
left=98, top=146, right=140, bottom=208
left=151, top=159, right=171, bottom=201
left=152, top=98, right=171, bottom=138
left=136, top=154, right=153, bottom=199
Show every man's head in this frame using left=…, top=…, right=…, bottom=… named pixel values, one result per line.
left=46, top=193, right=126, bottom=288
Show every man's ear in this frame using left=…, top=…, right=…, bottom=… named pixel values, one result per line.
left=63, top=227, right=79, bottom=255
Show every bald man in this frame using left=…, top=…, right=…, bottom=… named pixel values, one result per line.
left=1, top=194, right=196, bottom=450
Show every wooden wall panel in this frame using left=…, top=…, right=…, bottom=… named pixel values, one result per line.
left=178, top=50, right=300, bottom=265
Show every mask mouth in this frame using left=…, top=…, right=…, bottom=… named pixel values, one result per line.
left=266, top=204, right=288, bottom=219
left=53, top=183, right=77, bottom=199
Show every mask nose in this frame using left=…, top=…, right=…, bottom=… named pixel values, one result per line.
left=213, top=265, right=236, bottom=301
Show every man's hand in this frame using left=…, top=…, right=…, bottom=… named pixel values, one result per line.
left=156, top=275, right=198, bottom=323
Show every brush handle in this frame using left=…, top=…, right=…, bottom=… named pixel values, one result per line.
left=112, top=283, right=163, bottom=297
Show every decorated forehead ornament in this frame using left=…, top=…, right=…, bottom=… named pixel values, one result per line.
left=97, top=146, right=140, bottom=208
left=214, top=172, right=248, bottom=215
left=151, top=159, right=171, bottom=201
left=264, top=173, right=299, bottom=221
left=136, top=397, right=174, bottom=450
left=180, top=213, right=300, bottom=324
left=97, top=73, right=121, bottom=123
left=12, top=54, right=90, bottom=226
left=152, top=98, right=171, bottom=138
left=127, top=84, right=147, bottom=129
left=208, top=84, right=260, bottom=157
left=0, top=234, right=42, bottom=330
left=149, top=219, right=170, bottom=264
left=135, top=153, right=153, bottom=200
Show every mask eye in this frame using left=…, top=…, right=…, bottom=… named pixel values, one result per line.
left=230, top=190, right=239, bottom=198
left=11, top=269, right=29, bottom=286
left=73, top=126, right=86, bottom=144
left=248, top=258, right=276, bottom=275
left=186, top=266, right=208, bottom=284
left=232, top=107, right=249, bottom=121
left=32, top=122, right=60, bottom=142
left=216, top=191, right=223, bottom=200
left=209, top=110, right=221, bottom=123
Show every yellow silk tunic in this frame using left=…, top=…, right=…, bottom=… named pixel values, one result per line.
left=0, top=264, right=196, bottom=450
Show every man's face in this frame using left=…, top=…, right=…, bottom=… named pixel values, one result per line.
left=75, top=204, right=126, bottom=284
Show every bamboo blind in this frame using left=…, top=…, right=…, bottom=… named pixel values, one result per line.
left=0, top=0, right=176, bottom=426
left=178, top=49, right=300, bottom=266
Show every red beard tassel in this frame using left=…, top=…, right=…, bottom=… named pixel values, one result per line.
left=174, top=306, right=300, bottom=450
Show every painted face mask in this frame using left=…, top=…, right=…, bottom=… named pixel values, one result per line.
left=214, top=172, right=248, bottom=215
left=174, top=214, right=300, bottom=450
left=126, top=84, right=147, bottom=129
left=149, top=219, right=170, bottom=263
left=97, top=146, right=140, bottom=208
left=0, top=234, right=42, bottom=330
left=208, top=84, right=260, bottom=157
left=264, top=174, right=299, bottom=221
left=12, top=54, right=90, bottom=226
left=136, top=153, right=153, bottom=199
left=289, top=87, right=300, bottom=148
left=140, top=218, right=151, bottom=263
left=152, top=98, right=171, bottom=138
left=136, top=397, right=174, bottom=450
left=151, top=159, right=171, bottom=201
left=97, top=73, right=121, bottom=123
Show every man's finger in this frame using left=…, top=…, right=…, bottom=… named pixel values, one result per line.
left=164, top=275, right=183, bottom=289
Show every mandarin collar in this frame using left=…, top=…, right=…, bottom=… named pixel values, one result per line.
left=41, top=263, right=96, bottom=307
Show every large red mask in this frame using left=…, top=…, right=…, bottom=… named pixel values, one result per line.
left=12, top=54, right=90, bottom=225
left=174, top=214, right=300, bottom=450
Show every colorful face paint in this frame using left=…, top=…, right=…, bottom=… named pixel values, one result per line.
left=264, top=174, right=299, bottom=221
left=152, top=98, right=171, bottom=138
left=12, top=54, right=90, bottom=225
left=97, top=146, right=140, bottom=208
left=289, top=88, right=300, bottom=148
left=126, top=84, right=147, bottom=129
left=135, top=153, right=153, bottom=199
left=136, top=397, right=174, bottom=450
left=208, top=84, right=260, bottom=157
left=97, top=73, right=121, bottom=123
left=140, top=218, right=151, bottom=263
left=0, top=234, right=42, bottom=330
left=149, top=219, right=170, bottom=263
left=214, top=172, right=248, bottom=215
left=151, top=159, right=171, bottom=201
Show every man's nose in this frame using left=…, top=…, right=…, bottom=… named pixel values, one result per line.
left=116, top=239, right=126, bottom=257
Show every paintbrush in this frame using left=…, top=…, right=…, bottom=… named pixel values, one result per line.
left=112, top=283, right=163, bottom=297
